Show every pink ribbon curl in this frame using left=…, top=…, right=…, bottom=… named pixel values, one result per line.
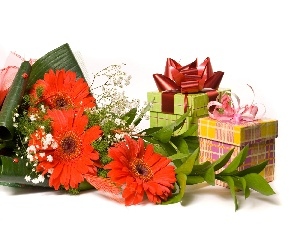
left=207, top=84, right=266, bottom=124
left=0, top=52, right=35, bottom=106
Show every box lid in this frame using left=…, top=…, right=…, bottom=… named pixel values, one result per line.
left=198, top=117, right=278, bottom=146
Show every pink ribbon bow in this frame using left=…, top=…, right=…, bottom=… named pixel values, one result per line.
left=207, top=84, right=265, bottom=124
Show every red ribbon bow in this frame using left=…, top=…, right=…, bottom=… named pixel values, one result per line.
left=153, top=57, right=224, bottom=94
left=153, top=57, right=224, bottom=113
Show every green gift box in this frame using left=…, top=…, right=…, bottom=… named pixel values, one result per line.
left=149, top=111, right=199, bottom=135
left=147, top=88, right=230, bottom=135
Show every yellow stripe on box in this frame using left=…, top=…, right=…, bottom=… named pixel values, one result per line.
left=198, top=117, right=278, bottom=146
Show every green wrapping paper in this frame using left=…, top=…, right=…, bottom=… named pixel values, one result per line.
left=0, top=62, right=31, bottom=141
left=26, top=43, right=85, bottom=91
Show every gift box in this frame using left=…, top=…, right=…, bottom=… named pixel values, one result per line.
left=148, top=88, right=230, bottom=135
left=198, top=117, right=278, bottom=186
left=148, top=57, right=228, bottom=135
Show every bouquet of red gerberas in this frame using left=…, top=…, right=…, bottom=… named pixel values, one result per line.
left=0, top=43, right=275, bottom=211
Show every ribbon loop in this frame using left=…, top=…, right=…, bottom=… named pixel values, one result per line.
left=208, top=85, right=265, bottom=124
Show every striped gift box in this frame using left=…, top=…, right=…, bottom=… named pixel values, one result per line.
left=198, top=117, right=278, bottom=187
left=147, top=88, right=230, bottom=135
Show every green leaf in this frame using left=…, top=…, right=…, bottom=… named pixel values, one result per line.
left=175, top=148, right=199, bottom=175
left=141, top=136, right=161, bottom=145
left=0, top=156, right=49, bottom=187
left=133, top=102, right=152, bottom=126
left=161, top=172, right=187, bottom=205
left=150, top=108, right=191, bottom=143
left=143, top=140, right=177, bottom=158
left=141, top=127, right=163, bottom=135
left=221, top=176, right=238, bottom=211
left=173, top=119, right=185, bottom=132
left=151, top=124, right=174, bottom=143
left=27, top=43, right=84, bottom=91
left=177, top=124, right=198, bottom=138
left=122, top=108, right=137, bottom=126
left=153, top=144, right=168, bottom=157
left=221, top=145, right=249, bottom=174
left=0, top=62, right=31, bottom=142
left=204, top=166, right=215, bottom=185
left=157, top=142, right=177, bottom=157
left=170, top=137, right=189, bottom=154
left=186, top=175, right=205, bottom=185
left=235, top=160, right=268, bottom=177
left=210, top=148, right=234, bottom=171
left=190, top=161, right=212, bottom=175
left=243, top=173, right=276, bottom=196
left=183, top=136, right=200, bottom=153
left=168, top=152, right=189, bottom=161
left=232, top=176, right=250, bottom=199
left=174, top=108, right=191, bottom=127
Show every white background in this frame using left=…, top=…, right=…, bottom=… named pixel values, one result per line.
left=0, top=0, right=298, bottom=224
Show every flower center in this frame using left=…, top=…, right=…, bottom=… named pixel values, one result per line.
left=51, top=93, right=73, bottom=109
left=130, top=158, right=153, bottom=182
left=58, top=132, right=81, bottom=160
left=61, top=136, right=77, bottom=154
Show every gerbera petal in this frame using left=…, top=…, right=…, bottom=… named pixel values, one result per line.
left=69, top=167, right=84, bottom=189
left=145, top=152, right=162, bottom=168
left=152, top=166, right=176, bottom=187
left=47, top=109, right=68, bottom=130
left=124, top=136, right=139, bottom=158
left=50, top=163, right=64, bottom=180
left=60, top=164, right=71, bottom=189
left=56, top=70, right=66, bottom=90
left=123, top=182, right=144, bottom=206
left=107, top=170, right=130, bottom=185
left=43, top=70, right=56, bottom=86
left=143, top=144, right=154, bottom=161
left=150, top=157, right=172, bottom=174
left=83, top=126, right=102, bottom=144
left=136, top=137, right=146, bottom=158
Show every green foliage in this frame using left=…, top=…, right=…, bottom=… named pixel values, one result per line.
left=135, top=108, right=275, bottom=210
left=0, top=156, right=49, bottom=187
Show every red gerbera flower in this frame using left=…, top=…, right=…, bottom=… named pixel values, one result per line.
left=29, top=109, right=102, bottom=190
left=30, top=69, right=95, bottom=110
left=104, top=135, right=176, bottom=205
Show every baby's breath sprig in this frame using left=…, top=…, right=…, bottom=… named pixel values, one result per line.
left=85, top=64, right=148, bottom=175
left=13, top=97, right=51, bottom=159
left=88, top=64, right=140, bottom=116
